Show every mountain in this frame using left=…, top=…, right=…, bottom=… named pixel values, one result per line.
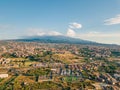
left=7, top=35, right=120, bottom=48
left=13, top=35, right=98, bottom=45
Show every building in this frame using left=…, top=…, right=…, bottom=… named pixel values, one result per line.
left=0, top=74, right=8, bottom=78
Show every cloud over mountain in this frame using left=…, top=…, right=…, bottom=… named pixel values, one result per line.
left=67, top=22, right=82, bottom=37
left=66, top=28, right=76, bottom=37
left=27, top=28, right=62, bottom=36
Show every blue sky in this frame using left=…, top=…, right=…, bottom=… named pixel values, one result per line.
left=0, top=0, right=120, bottom=44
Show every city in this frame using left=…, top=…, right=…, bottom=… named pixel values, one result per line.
left=0, top=41, right=120, bottom=89
left=0, top=0, right=120, bottom=90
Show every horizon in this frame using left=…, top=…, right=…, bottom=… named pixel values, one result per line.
left=1, top=35, right=120, bottom=46
left=0, top=0, right=120, bottom=44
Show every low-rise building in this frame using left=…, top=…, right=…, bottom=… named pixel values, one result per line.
left=0, top=74, right=8, bottom=78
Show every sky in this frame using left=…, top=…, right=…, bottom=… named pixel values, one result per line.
left=0, top=0, right=120, bottom=44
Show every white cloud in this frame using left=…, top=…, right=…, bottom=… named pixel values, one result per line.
left=36, top=31, right=46, bottom=36
left=27, top=28, right=62, bottom=36
left=66, top=22, right=82, bottom=37
left=69, top=22, right=82, bottom=29
left=104, top=14, right=120, bottom=25
left=88, top=31, right=100, bottom=34
left=66, top=28, right=76, bottom=37
left=37, top=31, right=62, bottom=36
left=46, top=31, right=62, bottom=36
left=26, top=26, right=120, bottom=44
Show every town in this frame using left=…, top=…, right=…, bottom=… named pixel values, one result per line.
left=0, top=41, right=120, bottom=90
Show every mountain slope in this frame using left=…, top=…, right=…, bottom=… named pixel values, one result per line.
left=15, top=35, right=98, bottom=44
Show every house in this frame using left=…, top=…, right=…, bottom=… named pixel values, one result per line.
left=0, top=74, right=8, bottom=78
left=114, top=74, right=120, bottom=81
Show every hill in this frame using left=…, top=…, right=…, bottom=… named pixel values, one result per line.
left=13, top=35, right=98, bottom=45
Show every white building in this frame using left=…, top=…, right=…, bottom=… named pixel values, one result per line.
left=0, top=74, right=8, bottom=78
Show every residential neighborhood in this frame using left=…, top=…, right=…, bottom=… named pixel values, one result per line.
left=0, top=41, right=120, bottom=90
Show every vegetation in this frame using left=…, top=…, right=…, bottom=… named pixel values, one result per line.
left=26, top=68, right=51, bottom=76
left=0, top=41, right=120, bottom=89
left=111, top=51, right=120, bottom=57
